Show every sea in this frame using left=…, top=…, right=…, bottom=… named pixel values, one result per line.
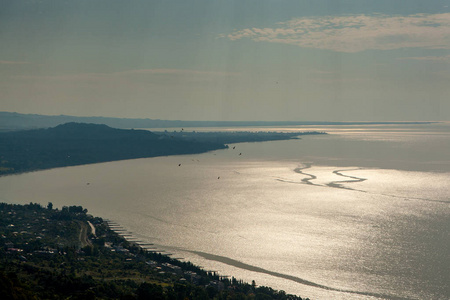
left=0, top=122, right=449, bottom=300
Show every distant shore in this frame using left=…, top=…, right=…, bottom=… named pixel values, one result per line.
left=0, top=111, right=437, bottom=131
left=0, top=122, right=325, bottom=176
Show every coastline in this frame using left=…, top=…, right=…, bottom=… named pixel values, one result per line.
left=2, top=123, right=448, bottom=299
left=0, top=202, right=308, bottom=299
left=0, top=122, right=324, bottom=177
left=105, top=219, right=411, bottom=300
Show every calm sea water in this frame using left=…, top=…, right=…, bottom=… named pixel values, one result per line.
left=1, top=123, right=449, bottom=299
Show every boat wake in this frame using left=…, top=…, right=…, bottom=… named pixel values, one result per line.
left=274, top=163, right=322, bottom=187
left=325, top=168, right=367, bottom=192
left=294, top=163, right=320, bottom=186
left=277, top=163, right=449, bottom=204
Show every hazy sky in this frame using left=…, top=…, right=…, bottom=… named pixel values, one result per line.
left=1, top=0, right=450, bottom=121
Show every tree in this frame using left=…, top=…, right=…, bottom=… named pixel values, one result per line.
left=137, top=282, right=165, bottom=300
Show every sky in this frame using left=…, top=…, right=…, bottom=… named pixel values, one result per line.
left=1, top=0, right=450, bottom=122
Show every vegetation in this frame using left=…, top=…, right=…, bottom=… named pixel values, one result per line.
left=0, top=122, right=322, bottom=176
left=156, top=130, right=324, bottom=144
left=0, top=202, right=308, bottom=300
left=0, top=123, right=226, bottom=175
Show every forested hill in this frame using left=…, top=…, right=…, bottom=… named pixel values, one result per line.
left=0, top=123, right=312, bottom=176
left=0, top=123, right=226, bottom=175
left=3, top=122, right=161, bottom=140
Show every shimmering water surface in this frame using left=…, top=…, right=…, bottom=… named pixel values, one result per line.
left=1, top=123, right=449, bottom=299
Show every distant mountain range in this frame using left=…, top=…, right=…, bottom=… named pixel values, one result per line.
left=0, top=111, right=436, bottom=131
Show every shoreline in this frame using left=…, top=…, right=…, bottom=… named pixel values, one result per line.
left=0, top=122, right=324, bottom=177
left=106, top=220, right=411, bottom=300
left=0, top=201, right=308, bottom=299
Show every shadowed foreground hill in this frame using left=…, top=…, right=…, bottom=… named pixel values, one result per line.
left=0, top=123, right=226, bottom=175
left=0, top=202, right=308, bottom=300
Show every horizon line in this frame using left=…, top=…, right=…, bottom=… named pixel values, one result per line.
left=0, top=111, right=442, bottom=125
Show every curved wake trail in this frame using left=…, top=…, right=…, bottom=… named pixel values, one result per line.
left=290, top=163, right=322, bottom=187
left=327, top=168, right=449, bottom=203
left=274, top=163, right=324, bottom=187
left=173, top=248, right=412, bottom=300
left=274, top=163, right=322, bottom=186
left=326, top=168, right=368, bottom=192
left=276, top=164, right=449, bottom=204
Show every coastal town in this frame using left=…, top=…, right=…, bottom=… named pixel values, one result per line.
left=1, top=202, right=307, bottom=299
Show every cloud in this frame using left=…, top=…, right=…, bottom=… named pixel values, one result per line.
left=111, top=69, right=239, bottom=76
left=310, top=77, right=369, bottom=84
left=225, top=13, right=450, bottom=52
left=10, top=68, right=240, bottom=82
left=310, top=70, right=336, bottom=75
left=399, top=54, right=450, bottom=62
left=0, top=61, right=31, bottom=65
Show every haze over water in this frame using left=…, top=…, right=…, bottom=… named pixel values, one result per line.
left=1, top=123, right=449, bottom=299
